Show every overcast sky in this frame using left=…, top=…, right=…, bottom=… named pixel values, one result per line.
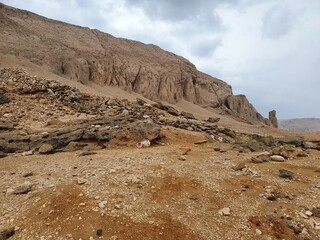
left=3, top=0, right=320, bottom=119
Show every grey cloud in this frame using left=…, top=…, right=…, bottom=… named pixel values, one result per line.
left=75, top=0, right=93, bottom=8
left=261, top=6, right=294, bottom=39
left=226, top=51, right=320, bottom=119
left=124, top=0, right=238, bottom=22
left=191, top=38, right=221, bottom=58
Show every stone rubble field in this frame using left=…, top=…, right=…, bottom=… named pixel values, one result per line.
left=1, top=68, right=320, bottom=240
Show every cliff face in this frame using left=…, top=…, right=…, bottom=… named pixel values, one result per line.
left=225, top=95, right=269, bottom=124
left=0, top=3, right=268, bottom=124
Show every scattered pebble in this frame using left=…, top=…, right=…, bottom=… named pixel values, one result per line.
left=22, top=172, right=34, bottom=177
left=255, top=229, right=262, bottom=235
left=8, top=181, right=32, bottom=195
left=218, top=207, right=230, bottom=216
left=77, top=178, right=87, bottom=185
left=98, top=201, right=108, bottom=209
left=279, top=169, right=294, bottom=179
left=178, top=156, right=187, bottom=161
left=232, top=162, right=246, bottom=171
left=305, top=210, right=313, bottom=217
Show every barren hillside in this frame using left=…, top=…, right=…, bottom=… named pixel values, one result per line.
left=0, top=2, right=272, bottom=126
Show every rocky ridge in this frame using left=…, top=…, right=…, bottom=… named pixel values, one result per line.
left=0, top=68, right=225, bottom=154
left=0, top=2, right=273, bottom=125
left=1, top=67, right=318, bottom=156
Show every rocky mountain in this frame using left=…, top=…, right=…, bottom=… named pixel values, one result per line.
left=0, top=3, right=274, bottom=125
left=279, top=118, right=320, bottom=132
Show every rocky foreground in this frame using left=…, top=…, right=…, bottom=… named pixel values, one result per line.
left=1, top=68, right=320, bottom=240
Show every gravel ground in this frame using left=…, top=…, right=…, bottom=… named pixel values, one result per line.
left=1, top=128, right=320, bottom=240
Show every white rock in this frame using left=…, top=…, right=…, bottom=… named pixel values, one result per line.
left=299, top=212, right=309, bottom=219
left=305, top=210, right=313, bottom=217
left=98, top=200, right=108, bottom=209
left=114, top=204, right=123, bottom=210
left=270, top=155, right=285, bottom=162
left=260, top=151, right=271, bottom=156
left=218, top=207, right=230, bottom=216
left=21, top=150, right=34, bottom=156
left=255, top=229, right=262, bottom=235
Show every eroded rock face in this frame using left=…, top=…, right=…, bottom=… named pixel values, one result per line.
left=225, top=95, right=267, bottom=124
left=0, top=3, right=267, bottom=125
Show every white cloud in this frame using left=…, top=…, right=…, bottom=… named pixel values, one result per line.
left=196, top=0, right=320, bottom=118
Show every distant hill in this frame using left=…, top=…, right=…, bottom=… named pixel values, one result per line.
left=279, top=118, right=320, bottom=132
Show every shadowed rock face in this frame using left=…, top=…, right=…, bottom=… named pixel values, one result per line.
left=0, top=3, right=267, bottom=124
left=225, top=95, right=268, bottom=124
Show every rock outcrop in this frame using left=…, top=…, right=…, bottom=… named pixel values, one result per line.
left=0, top=3, right=268, bottom=125
left=225, top=95, right=267, bottom=124
left=0, top=68, right=232, bottom=153
left=269, top=110, right=278, bottom=128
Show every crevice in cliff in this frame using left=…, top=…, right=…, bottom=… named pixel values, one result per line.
left=88, top=64, right=93, bottom=81
left=60, top=62, right=65, bottom=75
left=131, top=65, right=142, bottom=91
